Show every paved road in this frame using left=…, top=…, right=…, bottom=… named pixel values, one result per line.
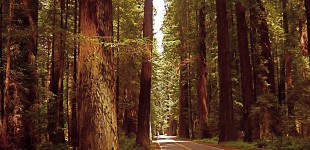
left=153, top=135, right=224, bottom=150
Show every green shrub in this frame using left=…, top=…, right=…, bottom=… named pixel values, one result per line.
left=193, top=137, right=219, bottom=144
left=221, top=141, right=258, bottom=150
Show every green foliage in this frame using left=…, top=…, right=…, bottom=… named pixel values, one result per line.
left=37, top=143, right=68, bottom=150
left=221, top=141, right=258, bottom=150
left=193, top=137, right=219, bottom=145
left=119, top=134, right=143, bottom=150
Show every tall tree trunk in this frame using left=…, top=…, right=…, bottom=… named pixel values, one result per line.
left=197, top=3, right=209, bottom=139
left=216, top=0, right=236, bottom=142
left=71, top=0, right=78, bottom=148
left=136, top=0, right=153, bottom=149
left=78, top=0, right=119, bottom=149
left=48, top=0, right=58, bottom=143
left=64, top=0, right=70, bottom=144
left=305, top=0, right=310, bottom=66
left=235, top=1, right=254, bottom=142
left=178, top=0, right=190, bottom=139
left=21, top=0, right=39, bottom=148
left=57, top=0, right=65, bottom=142
left=278, top=0, right=288, bottom=104
left=47, top=0, right=65, bottom=143
left=1, top=0, right=13, bottom=148
left=0, top=1, right=3, bottom=121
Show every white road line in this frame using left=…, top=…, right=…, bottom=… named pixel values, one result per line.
left=157, top=140, right=162, bottom=150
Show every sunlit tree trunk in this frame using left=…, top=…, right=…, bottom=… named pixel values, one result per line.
left=235, top=1, right=254, bottom=142
left=78, top=0, right=119, bottom=149
left=136, top=0, right=153, bottom=149
left=216, top=0, right=236, bottom=142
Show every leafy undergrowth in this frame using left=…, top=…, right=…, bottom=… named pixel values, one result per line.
left=194, top=137, right=310, bottom=150
left=119, top=133, right=156, bottom=150
left=194, top=137, right=219, bottom=145
left=119, top=134, right=142, bottom=150
left=220, top=141, right=258, bottom=149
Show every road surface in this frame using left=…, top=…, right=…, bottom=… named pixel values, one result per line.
left=153, top=135, right=224, bottom=150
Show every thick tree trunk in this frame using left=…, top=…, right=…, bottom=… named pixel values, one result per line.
left=178, top=0, right=190, bottom=139
left=197, top=3, right=209, bottom=139
left=235, top=1, right=254, bottom=142
left=216, top=0, right=236, bottom=142
left=78, top=0, right=119, bottom=149
left=136, top=0, right=153, bottom=149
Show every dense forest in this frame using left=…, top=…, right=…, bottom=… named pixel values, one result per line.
left=0, top=0, right=309, bottom=149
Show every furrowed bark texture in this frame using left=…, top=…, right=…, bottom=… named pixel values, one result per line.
left=78, top=0, right=118, bottom=149
left=198, top=3, right=209, bottom=139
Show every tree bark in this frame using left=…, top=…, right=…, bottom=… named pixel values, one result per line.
left=235, top=1, right=254, bottom=142
left=0, top=1, right=3, bottom=121
left=136, top=0, right=153, bottom=149
left=178, top=0, right=190, bottom=139
left=197, top=3, right=209, bottom=139
left=78, top=0, right=119, bottom=149
left=216, top=0, right=236, bottom=142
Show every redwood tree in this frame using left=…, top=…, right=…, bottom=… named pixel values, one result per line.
left=235, top=1, right=254, bottom=142
left=216, top=0, right=236, bottom=142
left=78, top=0, right=119, bottom=149
left=136, top=0, right=153, bottom=148
left=178, top=0, right=190, bottom=139
left=197, top=3, right=209, bottom=138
